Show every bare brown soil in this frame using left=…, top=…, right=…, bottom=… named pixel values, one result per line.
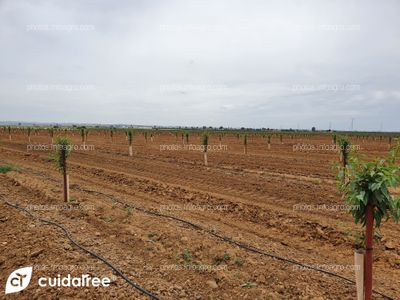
left=0, top=130, right=399, bottom=299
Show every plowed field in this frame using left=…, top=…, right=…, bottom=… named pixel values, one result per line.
left=1, top=131, right=398, bottom=299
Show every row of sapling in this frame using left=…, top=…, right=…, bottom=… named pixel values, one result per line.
left=48, top=127, right=54, bottom=143
left=145, top=130, right=154, bottom=142
left=27, top=127, right=32, bottom=142
left=332, top=134, right=337, bottom=145
left=109, top=127, right=115, bottom=142
left=336, top=142, right=400, bottom=300
left=218, top=133, right=223, bottom=146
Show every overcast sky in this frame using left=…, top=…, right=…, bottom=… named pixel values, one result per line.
left=0, top=0, right=399, bottom=131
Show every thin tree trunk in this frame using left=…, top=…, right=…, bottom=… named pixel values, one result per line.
left=129, top=145, right=133, bottom=156
left=62, top=151, right=68, bottom=203
left=204, top=152, right=208, bottom=166
left=66, top=175, right=70, bottom=202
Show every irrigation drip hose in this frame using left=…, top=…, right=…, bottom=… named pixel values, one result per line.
left=78, top=187, right=395, bottom=300
left=1, top=198, right=160, bottom=300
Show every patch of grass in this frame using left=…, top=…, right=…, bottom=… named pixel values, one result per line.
left=214, top=251, right=231, bottom=264
left=0, top=164, right=18, bottom=173
left=234, top=257, right=243, bottom=266
left=240, top=282, right=257, bottom=289
left=223, top=251, right=230, bottom=261
left=101, top=216, right=114, bottom=223
left=68, top=197, right=77, bottom=203
left=182, top=248, right=192, bottom=263
left=126, top=207, right=134, bottom=216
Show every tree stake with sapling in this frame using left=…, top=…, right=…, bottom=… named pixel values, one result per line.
left=27, top=127, right=32, bottom=142
left=110, top=128, right=115, bottom=143
left=51, top=137, right=72, bottom=203
left=48, top=127, right=54, bottom=144
left=203, top=133, right=209, bottom=166
left=336, top=144, right=400, bottom=300
left=338, top=136, right=351, bottom=169
left=80, top=128, right=86, bottom=146
left=185, top=132, right=189, bottom=144
left=85, top=129, right=89, bottom=145
left=128, top=130, right=133, bottom=156
left=244, top=134, right=248, bottom=154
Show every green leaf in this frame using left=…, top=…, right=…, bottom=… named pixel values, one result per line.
left=370, top=182, right=382, bottom=191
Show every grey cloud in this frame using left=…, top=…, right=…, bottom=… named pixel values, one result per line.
left=0, top=0, right=399, bottom=130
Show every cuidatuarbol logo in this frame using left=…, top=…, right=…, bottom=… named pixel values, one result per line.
left=5, top=266, right=33, bottom=294
left=38, top=274, right=111, bottom=287
left=5, top=267, right=111, bottom=295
